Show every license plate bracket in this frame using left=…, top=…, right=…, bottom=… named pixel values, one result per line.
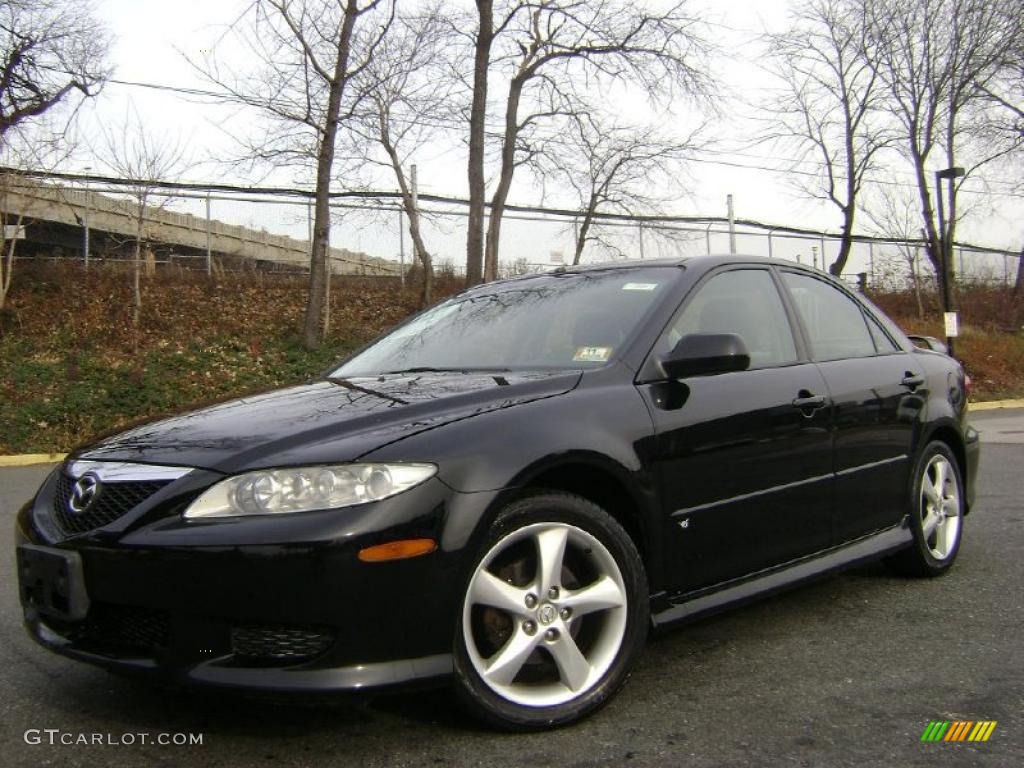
left=17, top=544, right=90, bottom=621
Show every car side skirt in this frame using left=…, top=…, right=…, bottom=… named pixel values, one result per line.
left=651, top=522, right=913, bottom=628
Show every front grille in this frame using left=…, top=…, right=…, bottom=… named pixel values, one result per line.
left=231, top=623, right=335, bottom=663
left=52, top=473, right=170, bottom=535
left=58, top=602, right=171, bottom=652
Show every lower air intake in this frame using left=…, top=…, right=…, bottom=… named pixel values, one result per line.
left=230, top=623, right=335, bottom=663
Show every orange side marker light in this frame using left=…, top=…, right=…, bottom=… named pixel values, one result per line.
left=358, top=538, right=437, bottom=563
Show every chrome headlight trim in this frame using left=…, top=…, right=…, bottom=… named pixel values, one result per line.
left=182, top=463, right=438, bottom=519
left=66, top=460, right=195, bottom=483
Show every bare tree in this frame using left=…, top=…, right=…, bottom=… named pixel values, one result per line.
left=100, top=115, right=189, bottom=332
left=463, top=0, right=497, bottom=287
left=0, top=0, right=108, bottom=141
left=457, top=0, right=711, bottom=283
left=0, top=169, right=21, bottom=310
left=976, top=28, right=1024, bottom=299
left=863, top=0, right=1021, bottom=297
left=347, top=5, right=453, bottom=306
left=861, top=185, right=935, bottom=317
left=191, top=0, right=394, bottom=348
left=975, top=3, right=1024, bottom=148
left=763, top=0, right=892, bottom=277
left=541, top=111, right=700, bottom=265
left=1, top=110, right=85, bottom=310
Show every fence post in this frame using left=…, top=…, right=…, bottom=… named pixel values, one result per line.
left=82, top=215, right=90, bottom=268
left=398, top=207, right=405, bottom=288
left=205, top=193, right=212, bottom=276
left=767, top=230, right=773, bottom=258
left=705, top=223, right=712, bottom=255
left=638, top=221, right=645, bottom=260
left=868, top=241, right=874, bottom=286
left=727, top=194, right=736, bottom=254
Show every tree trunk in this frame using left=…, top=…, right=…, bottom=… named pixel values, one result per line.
left=909, top=152, right=943, bottom=281
left=0, top=210, right=20, bottom=312
left=302, top=1, right=359, bottom=350
left=465, top=0, right=493, bottom=287
left=1013, top=244, right=1024, bottom=299
left=830, top=205, right=856, bottom=276
left=483, top=75, right=525, bottom=282
left=411, top=216, right=433, bottom=307
left=910, top=250, right=925, bottom=319
left=573, top=204, right=596, bottom=266
left=132, top=235, right=142, bottom=328
left=380, top=117, right=434, bottom=307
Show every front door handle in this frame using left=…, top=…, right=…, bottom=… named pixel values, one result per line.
left=792, top=390, right=826, bottom=413
left=901, top=372, right=925, bottom=390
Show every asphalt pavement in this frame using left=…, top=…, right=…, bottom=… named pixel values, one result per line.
left=1, top=409, right=1022, bottom=767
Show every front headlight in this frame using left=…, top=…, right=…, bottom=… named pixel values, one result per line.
left=182, top=463, right=437, bottom=519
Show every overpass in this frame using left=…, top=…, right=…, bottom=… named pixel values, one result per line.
left=0, top=174, right=399, bottom=275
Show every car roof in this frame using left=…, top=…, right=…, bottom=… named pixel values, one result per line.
left=552, top=254, right=828, bottom=276
left=457, top=255, right=839, bottom=296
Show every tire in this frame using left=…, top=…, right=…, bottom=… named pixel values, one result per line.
left=453, top=492, right=648, bottom=730
left=885, top=441, right=964, bottom=577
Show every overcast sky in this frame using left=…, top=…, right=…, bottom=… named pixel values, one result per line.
left=62, top=0, right=1023, bottom=273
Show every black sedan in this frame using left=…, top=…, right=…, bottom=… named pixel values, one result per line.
left=15, top=255, right=979, bottom=730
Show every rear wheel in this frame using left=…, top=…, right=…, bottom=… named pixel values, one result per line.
left=453, top=493, right=648, bottom=730
left=886, top=441, right=964, bottom=577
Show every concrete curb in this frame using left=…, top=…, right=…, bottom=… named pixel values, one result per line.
left=0, top=453, right=67, bottom=468
left=970, top=399, right=1024, bottom=412
left=0, top=399, right=1021, bottom=466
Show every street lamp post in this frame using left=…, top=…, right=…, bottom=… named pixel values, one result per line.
left=935, top=166, right=965, bottom=356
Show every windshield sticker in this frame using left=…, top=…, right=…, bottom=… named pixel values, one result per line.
left=573, top=346, right=612, bottom=363
left=622, top=282, right=658, bottom=291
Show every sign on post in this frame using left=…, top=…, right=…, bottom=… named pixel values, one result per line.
left=943, top=312, right=959, bottom=338
left=2, top=224, right=26, bottom=240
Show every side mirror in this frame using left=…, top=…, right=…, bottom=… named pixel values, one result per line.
left=660, top=333, right=751, bottom=379
left=908, top=335, right=948, bottom=355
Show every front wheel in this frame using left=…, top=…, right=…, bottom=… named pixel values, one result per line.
left=886, top=441, right=964, bottom=577
left=453, top=493, right=648, bottom=730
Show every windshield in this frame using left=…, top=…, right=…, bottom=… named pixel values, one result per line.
left=332, top=267, right=679, bottom=377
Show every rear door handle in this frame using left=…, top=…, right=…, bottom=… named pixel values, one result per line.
left=792, top=391, right=826, bottom=411
left=901, top=372, right=925, bottom=390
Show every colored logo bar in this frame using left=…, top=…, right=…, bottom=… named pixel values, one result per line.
left=921, top=721, right=997, bottom=742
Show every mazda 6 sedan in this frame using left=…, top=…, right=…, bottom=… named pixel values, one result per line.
left=16, top=255, right=979, bottom=729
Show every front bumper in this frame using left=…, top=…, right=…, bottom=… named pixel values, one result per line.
left=16, top=468, right=490, bottom=692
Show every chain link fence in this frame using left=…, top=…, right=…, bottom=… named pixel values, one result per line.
left=3, top=170, right=1019, bottom=289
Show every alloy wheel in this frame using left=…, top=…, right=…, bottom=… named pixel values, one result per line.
left=919, top=454, right=961, bottom=560
left=461, top=522, right=628, bottom=707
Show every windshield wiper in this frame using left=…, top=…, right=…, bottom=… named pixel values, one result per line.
left=379, top=366, right=512, bottom=375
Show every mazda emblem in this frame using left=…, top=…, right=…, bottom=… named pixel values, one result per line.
left=69, top=473, right=101, bottom=514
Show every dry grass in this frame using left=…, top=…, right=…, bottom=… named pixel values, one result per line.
left=0, top=263, right=460, bottom=453
left=869, top=284, right=1024, bottom=400
left=0, top=263, right=1021, bottom=453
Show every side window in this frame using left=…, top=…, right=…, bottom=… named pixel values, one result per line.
left=865, top=312, right=900, bottom=353
left=782, top=272, right=876, bottom=360
left=661, top=269, right=797, bottom=368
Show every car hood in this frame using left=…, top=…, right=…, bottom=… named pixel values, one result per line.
left=74, top=370, right=582, bottom=474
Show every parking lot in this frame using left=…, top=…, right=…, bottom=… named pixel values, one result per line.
left=1, top=409, right=1021, bottom=767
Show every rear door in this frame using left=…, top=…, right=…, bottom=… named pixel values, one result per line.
left=637, top=267, right=835, bottom=594
left=778, top=270, right=925, bottom=542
